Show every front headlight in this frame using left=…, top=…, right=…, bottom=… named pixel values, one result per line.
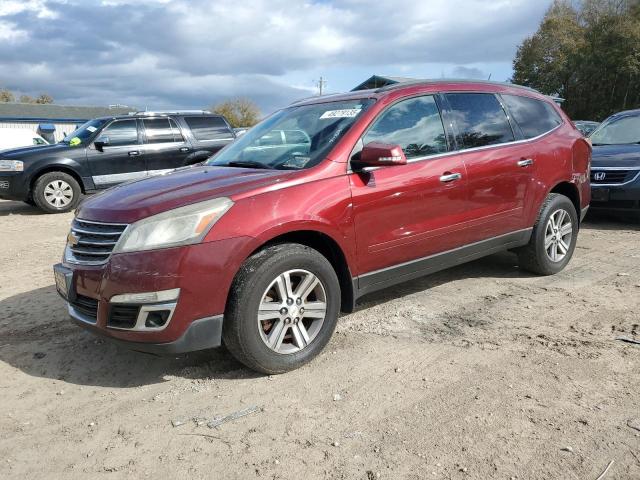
left=0, top=160, right=24, bottom=172
left=113, top=197, right=233, bottom=253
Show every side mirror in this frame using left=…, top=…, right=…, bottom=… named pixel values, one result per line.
left=94, top=136, right=110, bottom=151
left=353, top=142, right=407, bottom=171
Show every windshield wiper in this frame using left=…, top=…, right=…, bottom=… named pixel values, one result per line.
left=221, top=160, right=271, bottom=169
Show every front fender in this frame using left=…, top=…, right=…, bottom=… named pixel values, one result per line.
left=205, top=174, right=357, bottom=271
left=25, top=155, right=88, bottom=187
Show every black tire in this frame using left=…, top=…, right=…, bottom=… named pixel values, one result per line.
left=517, top=193, right=579, bottom=275
left=223, top=243, right=341, bottom=374
left=32, top=171, right=81, bottom=214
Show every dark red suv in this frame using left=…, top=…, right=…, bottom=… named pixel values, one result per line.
left=54, top=80, right=591, bottom=374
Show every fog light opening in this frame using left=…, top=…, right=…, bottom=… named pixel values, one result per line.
left=145, top=310, right=171, bottom=328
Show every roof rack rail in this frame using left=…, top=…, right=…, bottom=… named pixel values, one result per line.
left=128, top=110, right=212, bottom=116
left=375, top=78, right=542, bottom=94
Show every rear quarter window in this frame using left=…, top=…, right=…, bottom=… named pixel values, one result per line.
left=184, top=116, right=233, bottom=141
left=501, top=94, right=563, bottom=139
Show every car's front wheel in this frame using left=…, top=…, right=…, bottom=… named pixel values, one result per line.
left=223, top=243, right=341, bottom=374
left=32, top=171, right=81, bottom=214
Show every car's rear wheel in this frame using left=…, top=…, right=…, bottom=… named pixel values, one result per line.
left=223, top=243, right=340, bottom=374
left=33, top=172, right=81, bottom=214
left=518, top=193, right=579, bottom=275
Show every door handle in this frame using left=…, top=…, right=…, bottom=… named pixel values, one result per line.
left=128, top=151, right=140, bottom=157
left=439, top=172, right=462, bottom=183
left=517, top=158, right=534, bottom=167
left=179, top=147, right=190, bottom=153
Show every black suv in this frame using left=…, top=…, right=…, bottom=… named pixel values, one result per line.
left=0, top=111, right=235, bottom=213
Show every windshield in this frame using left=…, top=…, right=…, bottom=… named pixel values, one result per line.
left=590, top=115, right=640, bottom=145
left=207, top=99, right=373, bottom=170
left=62, top=118, right=110, bottom=144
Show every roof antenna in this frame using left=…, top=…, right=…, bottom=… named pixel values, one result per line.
left=487, top=73, right=492, bottom=81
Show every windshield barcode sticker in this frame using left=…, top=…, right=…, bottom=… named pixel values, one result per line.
left=320, top=109, right=362, bottom=119
left=86, top=126, right=97, bottom=132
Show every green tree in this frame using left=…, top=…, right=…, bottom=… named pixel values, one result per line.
left=211, top=97, right=261, bottom=127
left=0, top=88, right=15, bottom=102
left=0, top=89, right=54, bottom=104
left=35, top=93, right=54, bottom=104
left=512, top=0, right=640, bottom=120
left=512, top=2, right=584, bottom=100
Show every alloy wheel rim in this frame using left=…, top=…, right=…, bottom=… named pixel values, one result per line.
left=257, top=269, right=327, bottom=354
left=44, top=180, right=73, bottom=208
left=545, top=208, right=572, bottom=262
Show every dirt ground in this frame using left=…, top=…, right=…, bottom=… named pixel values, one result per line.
left=0, top=199, right=638, bottom=480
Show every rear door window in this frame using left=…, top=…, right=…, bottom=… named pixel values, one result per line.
left=501, top=94, right=562, bottom=139
left=100, top=119, right=139, bottom=147
left=184, top=116, right=233, bottom=141
left=143, top=118, right=184, bottom=144
left=363, top=95, right=448, bottom=159
left=445, top=93, right=515, bottom=149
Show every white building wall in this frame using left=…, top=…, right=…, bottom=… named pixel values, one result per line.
left=0, top=121, right=79, bottom=142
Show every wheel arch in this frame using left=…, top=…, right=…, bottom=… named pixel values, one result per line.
left=549, top=181, right=581, bottom=223
left=30, top=164, right=87, bottom=194
left=246, top=229, right=356, bottom=313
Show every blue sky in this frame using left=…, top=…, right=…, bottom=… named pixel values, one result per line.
left=0, top=0, right=552, bottom=115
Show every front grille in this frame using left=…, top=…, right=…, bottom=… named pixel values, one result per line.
left=70, top=294, right=99, bottom=322
left=67, top=218, right=128, bottom=265
left=0, top=180, right=9, bottom=189
left=108, top=304, right=140, bottom=329
left=590, top=169, right=638, bottom=184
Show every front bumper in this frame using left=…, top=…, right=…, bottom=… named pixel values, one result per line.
left=591, top=182, right=640, bottom=211
left=71, top=312, right=224, bottom=355
left=0, top=173, right=29, bottom=201
left=54, top=235, right=254, bottom=353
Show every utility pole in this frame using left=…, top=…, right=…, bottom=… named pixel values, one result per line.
left=315, top=77, right=327, bottom=96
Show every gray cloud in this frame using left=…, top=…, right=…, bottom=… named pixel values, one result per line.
left=0, top=0, right=551, bottom=113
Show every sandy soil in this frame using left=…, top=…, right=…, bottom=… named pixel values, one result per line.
left=0, top=199, right=638, bottom=480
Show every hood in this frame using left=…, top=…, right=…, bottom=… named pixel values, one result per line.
left=592, top=144, right=640, bottom=168
left=0, top=143, right=76, bottom=159
left=77, top=165, right=298, bottom=224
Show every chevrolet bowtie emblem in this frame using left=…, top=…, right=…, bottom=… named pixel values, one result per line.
left=67, top=231, right=80, bottom=247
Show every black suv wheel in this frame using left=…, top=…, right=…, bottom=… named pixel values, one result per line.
left=33, top=171, right=81, bottom=214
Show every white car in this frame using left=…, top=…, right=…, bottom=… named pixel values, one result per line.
left=0, top=128, right=50, bottom=152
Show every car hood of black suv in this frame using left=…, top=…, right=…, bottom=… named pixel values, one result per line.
left=591, top=144, right=640, bottom=168
left=0, top=143, right=79, bottom=160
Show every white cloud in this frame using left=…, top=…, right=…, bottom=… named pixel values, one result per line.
left=0, top=20, right=26, bottom=41
left=0, top=0, right=552, bottom=112
left=0, top=0, right=59, bottom=19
